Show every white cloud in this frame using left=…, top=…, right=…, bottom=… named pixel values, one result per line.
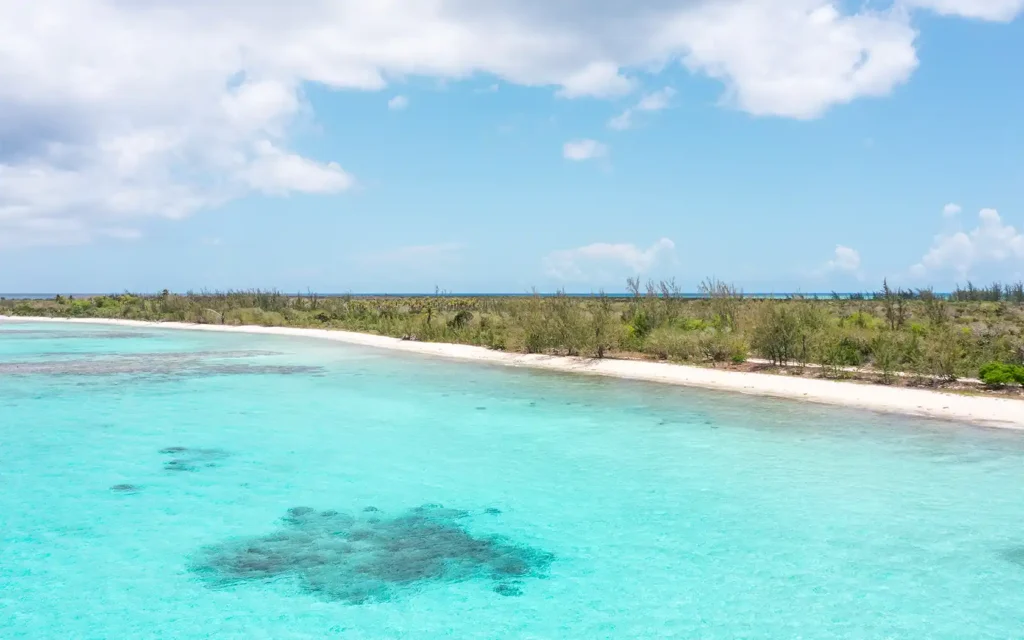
left=545, top=238, right=675, bottom=280
left=240, top=141, right=354, bottom=195
left=387, top=95, right=409, bottom=111
left=563, top=139, right=609, bottom=161
left=667, top=3, right=921, bottom=119
left=0, top=1, right=1014, bottom=246
left=637, top=88, right=677, bottom=112
left=609, top=87, right=676, bottom=130
left=100, top=227, right=143, bottom=241
left=607, top=112, right=634, bottom=132
left=902, top=0, right=1024, bottom=21
left=943, top=202, right=963, bottom=217
left=826, top=245, right=862, bottom=273
left=911, top=208, right=1024, bottom=278
left=556, top=62, right=636, bottom=99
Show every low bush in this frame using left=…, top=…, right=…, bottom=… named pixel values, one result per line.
left=921, top=328, right=964, bottom=381
left=674, top=317, right=708, bottom=332
left=750, top=303, right=803, bottom=365
left=842, top=311, right=880, bottom=330
left=978, top=362, right=1024, bottom=387
left=870, top=332, right=901, bottom=384
left=699, top=330, right=748, bottom=364
left=643, top=328, right=702, bottom=361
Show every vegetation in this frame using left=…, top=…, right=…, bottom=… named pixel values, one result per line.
left=3, top=279, right=1024, bottom=394
left=979, top=362, right=1024, bottom=388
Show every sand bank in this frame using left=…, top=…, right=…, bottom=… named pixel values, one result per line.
left=4, top=316, right=1023, bottom=430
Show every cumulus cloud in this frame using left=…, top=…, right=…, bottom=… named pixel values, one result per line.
left=388, top=95, right=410, bottom=111
left=0, top=1, right=1018, bottom=246
left=901, top=0, right=1024, bottom=21
left=826, top=245, right=862, bottom=273
left=666, top=3, right=920, bottom=119
left=943, top=202, right=963, bottom=217
left=241, top=141, right=354, bottom=195
left=911, top=208, right=1024, bottom=278
left=608, top=87, right=677, bottom=130
left=545, top=238, right=675, bottom=280
left=563, top=139, right=609, bottom=161
left=556, top=62, right=636, bottom=99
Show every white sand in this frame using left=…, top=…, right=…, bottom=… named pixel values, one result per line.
left=4, top=316, right=1023, bottom=430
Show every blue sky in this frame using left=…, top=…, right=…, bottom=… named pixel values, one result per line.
left=0, top=1, right=1022, bottom=293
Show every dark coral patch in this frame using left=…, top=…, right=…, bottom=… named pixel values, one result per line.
left=160, top=447, right=229, bottom=472
left=0, top=351, right=322, bottom=378
left=190, top=504, right=553, bottom=604
left=1002, top=546, right=1024, bottom=568
left=493, top=582, right=523, bottom=597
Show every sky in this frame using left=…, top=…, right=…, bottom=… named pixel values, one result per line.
left=0, top=1, right=1022, bottom=294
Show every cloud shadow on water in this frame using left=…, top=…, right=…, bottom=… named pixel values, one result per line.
left=189, top=504, right=554, bottom=604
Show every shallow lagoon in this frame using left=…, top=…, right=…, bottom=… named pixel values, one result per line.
left=2, top=321, right=1024, bottom=638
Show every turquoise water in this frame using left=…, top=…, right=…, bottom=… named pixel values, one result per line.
left=2, top=321, right=1024, bottom=639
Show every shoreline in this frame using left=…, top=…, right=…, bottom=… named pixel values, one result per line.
left=3, top=315, right=1023, bottom=430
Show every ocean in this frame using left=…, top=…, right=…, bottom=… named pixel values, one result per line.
left=2, top=320, right=1023, bottom=638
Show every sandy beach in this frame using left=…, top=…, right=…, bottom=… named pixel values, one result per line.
left=3, top=315, right=1023, bottom=430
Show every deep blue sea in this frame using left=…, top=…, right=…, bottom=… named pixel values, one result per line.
left=2, top=321, right=1023, bottom=639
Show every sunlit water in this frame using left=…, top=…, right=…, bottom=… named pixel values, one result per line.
left=2, top=321, right=1024, bottom=639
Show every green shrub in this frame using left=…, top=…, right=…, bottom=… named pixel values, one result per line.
left=815, top=329, right=866, bottom=378
left=750, top=303, right=802, bottom=365
left=448, top=310, right=473, bottom=330
left=591, top=317, right=623, bottom=359
left=699, top=330, right=748, bottom=364
left=722, top=332, right=748, bottom=364
left=816, top=330, right=867, bottom=368
left=675, top=317, right=708, bottom=332
left=871, top=332, right=901, bottom=384
left=627, top=308, right=654, bottom=340
left=842, top=311, right=879, bottom=330
left=922, top=328, right=964, bottom=381
left=643, top=328, right=701, bottom=361
left=979, top=362, right=1024, bottom=387
left=197, top=308, right=223, bottom=324
left=224, top=308, right=286, bottom=326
